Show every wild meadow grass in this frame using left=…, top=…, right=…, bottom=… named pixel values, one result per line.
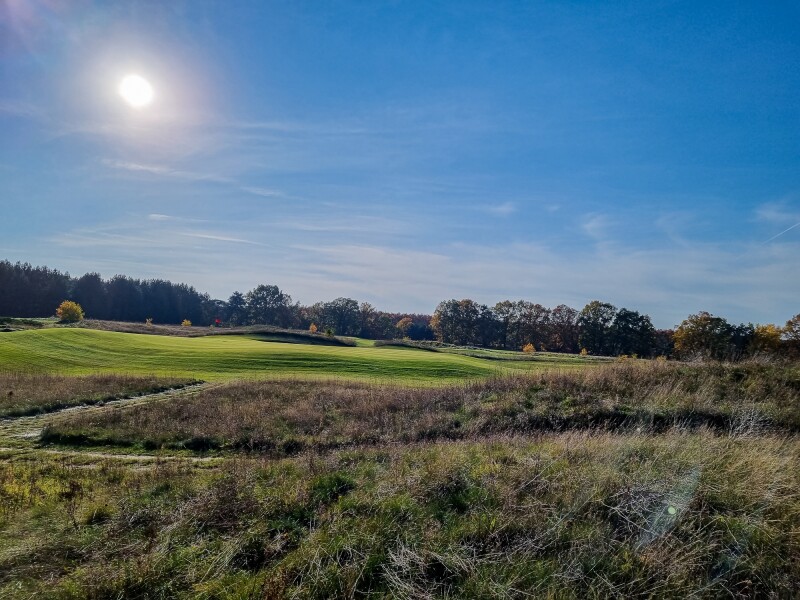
left=1, top=430, right=798, bottom=598
left=0, top=373, right=197, bottom=418
left=42, top=361, right=800, bottom=453
left=2, top=360, right=798, bottom=597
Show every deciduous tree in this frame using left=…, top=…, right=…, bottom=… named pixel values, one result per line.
left=56, top=300, right=84, bottom=323
left=578, top=301, right=616, bottom=356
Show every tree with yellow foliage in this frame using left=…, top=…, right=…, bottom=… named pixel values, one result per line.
left=750, top=324, right=783, bottom=354
left=55, top=300, right=84, bottom=323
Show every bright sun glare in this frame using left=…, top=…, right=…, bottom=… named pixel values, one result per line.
left=118, top=74, right=154, bottom=108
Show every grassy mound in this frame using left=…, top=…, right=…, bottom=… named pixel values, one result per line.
left=78, top=319, right=356, bottom=345
left=0, top=328, right=592, bottom=383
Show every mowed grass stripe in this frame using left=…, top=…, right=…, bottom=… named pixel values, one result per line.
left=0, top=328, right=565, bottom=383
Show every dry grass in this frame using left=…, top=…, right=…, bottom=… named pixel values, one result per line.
left=0, top=372, right=197, bottom=417
left=42, top=360, right=800, bottom=452
left=1, top=430, right=798, bottom=597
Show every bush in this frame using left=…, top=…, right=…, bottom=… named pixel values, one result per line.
left=309, top=323, right=318, bottom=333
left=56, top=301, right=84, bottom=323
left=522, top=343, right=535, bottom=353
left=181, top=319, right=192, bottom=327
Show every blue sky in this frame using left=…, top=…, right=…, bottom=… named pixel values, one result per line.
left=1, top=1, right=799, bottom=328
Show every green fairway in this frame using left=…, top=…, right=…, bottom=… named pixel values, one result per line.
left=0, top=329, right=591, bottom=383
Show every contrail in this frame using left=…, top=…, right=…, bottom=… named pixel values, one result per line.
left=764, top=221, right=800, bottom=244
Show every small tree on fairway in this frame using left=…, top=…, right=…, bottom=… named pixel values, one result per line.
left=56, top=300, right=84, bottom=323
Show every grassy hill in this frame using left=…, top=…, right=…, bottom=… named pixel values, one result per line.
left=0, top=328, right=592, bottom=384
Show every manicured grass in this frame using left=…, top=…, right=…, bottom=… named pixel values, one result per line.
left=0, top=328, right=592, bottom=384
left=379, top=339, right=612, bottom=359
left=77, top=319, right=357, bottom=345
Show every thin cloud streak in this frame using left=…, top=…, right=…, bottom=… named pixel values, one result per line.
left=764, top=221, right=800, bottom=244
left=178, top=232, right=267, bottom=246
left=101, top=158, right=289, bottom=200
left=482, top=201, right=516, bottom=217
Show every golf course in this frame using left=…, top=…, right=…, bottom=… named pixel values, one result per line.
left=0, top=320, right=798, bottom=598
left=0, top=327, right=596, bottom=383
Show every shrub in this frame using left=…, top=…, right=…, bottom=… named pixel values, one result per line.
left=56, top=301, right=84, bottom=323
left=309, top=323, right=318, bottom=334
left=580, top=348, right=589, bottom=356
left=522, top=343, right=535, bottom=353
left=181, top=319, right=192, bottom=327
left=145, top=318, right=153, bottom=326
left=325, top=328, right=334, bottom=337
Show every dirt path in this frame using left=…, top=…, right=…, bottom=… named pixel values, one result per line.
left=0, top=381, right=224, bottom=461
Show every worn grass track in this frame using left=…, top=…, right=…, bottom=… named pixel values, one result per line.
left=0, top=381, right=219, bottom=458
left=0, top=328, right=592, bottom=384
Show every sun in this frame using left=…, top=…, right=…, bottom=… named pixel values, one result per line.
left=118, top=74, right=154, bottom=108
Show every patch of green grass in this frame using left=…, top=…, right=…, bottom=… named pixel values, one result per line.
left=0, top=329, right=588, bottom=384
left=377, top=339, right=614, bottom=363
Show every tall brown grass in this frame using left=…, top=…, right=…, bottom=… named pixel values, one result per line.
left=0, top=372, right=197, bottom=417
left=2, top=430, right=798, bottom=597
left=43, top=361, right=800, bottom=452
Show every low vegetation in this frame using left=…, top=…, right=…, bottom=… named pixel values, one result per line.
left=2, top=431, right=798, bottom=598
left=42, top=361, right=800, bottom=453
left=0, top=373, right=197, bottom=418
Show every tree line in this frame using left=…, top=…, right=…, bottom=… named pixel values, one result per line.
left=0, top=261, right=435, bottom=341
left=430, top=299, right=672, bottom=356
left=430, top=299, right=800, bottom=359
left=1, top=260, right=797, bottom=359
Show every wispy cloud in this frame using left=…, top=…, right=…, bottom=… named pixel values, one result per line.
left=240, top=186, right=284, bottom=198
left=101, top=158, right=289, bottom=200
left=178, top=232, right=266, bottom=246
left=581, top=213, right=610, bottom=241
left=755, top=201, right=800, bottom=225
left=36, top=213, right=800, bottom=327
left=102, top=159, right=230, bottom=184
left=147, top=213, right=209, bottom=223
left=483, top=201, right=516, bottom=217
left=0, top=99, right=43, bottom=119
left=274, top=216, right=409, bottom=236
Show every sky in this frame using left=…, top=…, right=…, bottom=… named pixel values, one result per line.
left=1, top=0, right=799, bottom=328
